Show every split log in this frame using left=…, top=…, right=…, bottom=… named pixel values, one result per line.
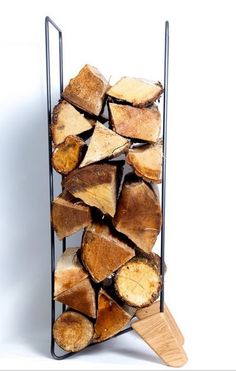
left=115, top=258, right=161, bottom=307
left=51, top=191, right=92, bottom=240
left=51, top=100, right=93, bottom=145
left=126, top=142, right=162, bottom=182
left=52, top=135, right=85, bottom=175
left=55, top=277, right=96, bottom=318
left=109, top=103, right=161, bottom=142
left=79, top=122, right=130, bottom=167
left=81, top=223, right=135, bottom=283
left=62, top=162, right=123, bottom=217
left=62, top=64, right=109, bottom=116
left=107, top=77, right=163, bottom=107
left=113, top=176, right=162, bottom=253
left=53, top=311, right=94, bottom=352
left=54, top=247, right=88, bottom=297
left=94, top=289, right=131, bottom=342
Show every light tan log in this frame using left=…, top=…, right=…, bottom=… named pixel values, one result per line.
left=62, top=162, right=122, bottom=217
left=53, top=311, right=94, bottom=352
left=55, top=277, right=96, bottom=318
left=113, top=176, right=162, bottom=253
left=109, top=103, right=161, bottom=142
left=94, top=289, right=131, bottom=342
left=115, top=258, right=161, bottom=307
left=107, top=77, right=163, bottom=107
left=126, top=142, right=162, bottom=183
left=51, top=191, right=92, bottom=240
left=82, top=223, right=135, bottom=282
left=54, top=247, right=88, bottom=297
left=136, top=301, right=184, bottom=345
left=62, top=64, right=109, bottom=116
left=52, top=135, right=85, bottom=175
left=51, top=100, right=93, bottom=145
left=79, top=122, right=130, bottom=167
left=132, top=313, right=188, bottom=367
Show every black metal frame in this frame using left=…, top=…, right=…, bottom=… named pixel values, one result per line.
left=45, top=16, right=169, bottom=360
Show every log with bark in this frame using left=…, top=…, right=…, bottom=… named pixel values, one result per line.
left=54, top=247, right=88, bottom=297
left=81, top=223, right=135, bottom=283
left=93, top=289, right=131, bottom=342
left=126, top=141, right=162, bottom=183
left=107, top=77, right=163, bottom=107
left=115, top=257, right=161, bottom=307
left=113, top=176, right=162, bottom=253
left=52, top=135, right=85, bottom=174
left=109, top=103, right=161, bottom=142
left=62, top=162, right=123, bottom=217
left=51, top=191, right=92, bottom=240
left=51, top=100, right=94, bottom=145
left=62, top=64, right=109, bottom=116
left=53, top=311, right=94, bottom=352
left=79, top=122, right=130, bottom=167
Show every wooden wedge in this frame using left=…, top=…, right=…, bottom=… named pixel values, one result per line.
left=132, top=312, right=188, bottom=367
left=136, top=301, right=184, bottom=345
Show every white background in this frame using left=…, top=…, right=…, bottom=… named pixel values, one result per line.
left=0, top=0, right=236, bottom=370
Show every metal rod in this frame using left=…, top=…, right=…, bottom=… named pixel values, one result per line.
left=160, top=21, right=169, bottom=312
left=45, top=16, right=65, bottom=360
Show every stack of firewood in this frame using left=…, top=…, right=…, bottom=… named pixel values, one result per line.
left=51, top=64, right=164, bottom=352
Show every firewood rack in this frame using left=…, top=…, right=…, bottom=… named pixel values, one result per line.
left=45, top=16, right=169, bottom=360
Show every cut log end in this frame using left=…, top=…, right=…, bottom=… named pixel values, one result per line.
left=126, top=142, right=162, bottom=183
left=54, top=247, right=88, bottom=297
left=79, top=122, right=130, bottom=168
left=107, top=77, right=163, bottom=107
left=52, top=135, right=85, bottom=175
left=52, top=192, right=92, bottom=240
left=53, top=311, right=94, bottom=352
left=115, top=258, right=161, bottom=307
left=94, top=289, right=131, bottom=342
left=113, top=176, right=162, bottom=253
left=62, top=64, right=109, bottom=116
left=55, top=277, right=96, bottom=318
left=51, top=100, right=93, bottom=145
left=109, top=103, right=161, bottom=143
left=62, top=162, right=123, bottom=217
left=82, top=223, right=135, bottom=283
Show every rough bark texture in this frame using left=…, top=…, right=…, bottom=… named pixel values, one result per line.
left=62, top=64, right=109, bottom=116
left=62, top=162, right=123, bottom=217
left=80, top=122, right=130, bottom=167
left=126, top=141, right=162, bottom=183
left=52, top=191, right=92, bottom=240
left=109, top=103, right=161, bottom=142
left=81, top=223, right=135, bottom=283
left=52, top=135, right=85, bottom=175
left=107, top=77, right=163, bottom=107
left=115, top=258, right=161, bottom=307
left=55, top=277, right=96, bottom=318
left=94, top=289, right=131, bottom=342
left=54, top=247, right=88, bottom=297
left=51, top=100, right=93, bottom=145
left=53, top=311, right=94, bottom=352
left=113, top=176, right=162, bottom=253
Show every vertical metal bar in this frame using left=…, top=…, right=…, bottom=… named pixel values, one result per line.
left=45, top=16, right=69, bottom=359
left=160, top=21, right=169, bottom=312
